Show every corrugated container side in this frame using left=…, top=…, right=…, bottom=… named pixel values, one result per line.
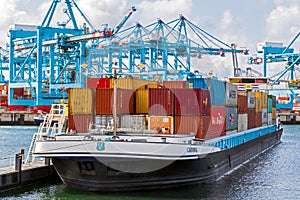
left=268, top=98, right=273, bottom=113
left=255, top=112, right=262, bottom=127
left=149, top=88, right=175, bottom=116
left=110, top=78, right=133, bottom=89
left=69, top=88, right=94, bottom=115
left=121, top=115, right=146, bottom=130
left=148, top=116, right=173, bottom=134
left=174, top=89, right=210, bottom=116
left=135, top=89, right=149, bottom=114
left=238, top=114, right=248, bottom=132
left=248, top=108, right=256, bottom=129
left=272, top=96, right=276, bottom=108
left=68, top=114, right=93, bottom=133
left=163, top=81, right=187, bottom=89
left=248, top=92, right=255, bottom=109
left=86, top=78, right=99, bottom=88
left=226, top=107, right=238, bottom=131
left=97, top=78, right=111, bottom=88
left=272, top=107, right=277, bottom=119
left=95, top=89, right=134, bottom=114
left=267, top=113, right=273, bottom=125
left=262, top=92, right=268, bottom=108
left=254, top=91, right=262, bottom=98
left=262, top=108, right=268, bottom=124
left=255, top=97, right=262, bottom=113
left=238, top=94, right=248, bottom=113
left=206, top=106, right=226, bottom=139
left=208, top=79, right=225, bottom=106
left=225, top=82, right=238, bottom=106
left=175, top=115, right=210, bottom=139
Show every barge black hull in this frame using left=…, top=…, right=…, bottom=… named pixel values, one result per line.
left=52, top=129, right=282, bottom=192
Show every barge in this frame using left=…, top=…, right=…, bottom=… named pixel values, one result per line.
left=32, top=77, right=282, bottom=192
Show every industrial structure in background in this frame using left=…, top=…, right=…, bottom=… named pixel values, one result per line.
left=2, top=0, right=248, bottom=109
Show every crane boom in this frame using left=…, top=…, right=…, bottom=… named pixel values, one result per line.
left=114, top=6, right=137, bottom=35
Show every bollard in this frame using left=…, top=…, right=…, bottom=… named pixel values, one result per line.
left=15, top=153, right=22, bottom=184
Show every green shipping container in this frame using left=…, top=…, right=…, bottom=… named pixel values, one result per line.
left=268, top=98, right=273, bottom=113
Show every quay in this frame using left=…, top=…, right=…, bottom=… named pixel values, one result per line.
left=0, top=110, right=36, bottom=126
left=0, top=150, right=59, bottom=193
left=278, top=112, right=300, bottom=124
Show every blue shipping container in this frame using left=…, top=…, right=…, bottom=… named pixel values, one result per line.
left=189, top=78, right=225, bottom=106
left=226, top=106, right=238, bottom=131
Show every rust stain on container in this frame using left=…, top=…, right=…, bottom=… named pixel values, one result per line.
left=68, top=114, right=93, bottom=133
left=69, top=88, right=94, bottom=115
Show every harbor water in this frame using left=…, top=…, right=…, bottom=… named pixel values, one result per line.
left=1, top=125, right=300, bottom=199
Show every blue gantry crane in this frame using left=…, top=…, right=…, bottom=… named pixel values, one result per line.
left=8, top=0, right=136, bottom=107
left=85, top=15, right=249, bottom=81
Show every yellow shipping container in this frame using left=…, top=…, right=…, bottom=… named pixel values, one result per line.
left=255, top=97, right=262, bottom=113
left=262, top=92, right=268, bottom=108
left=68, top=88, right=94, bottom=115
left=272, top=107, right=277, bottom=120
left=254, top=91, right=262, bottom=98
left=136, top=88, right=149, bottom=114
left=111, top=78, right=158, bottom=90
left=148, top=116, right=173, bottom=134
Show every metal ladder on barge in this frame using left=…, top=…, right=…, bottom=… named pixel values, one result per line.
left=25, top=104, right=68, bottom=164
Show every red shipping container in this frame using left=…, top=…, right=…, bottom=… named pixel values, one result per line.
left=247, top=108, right=256, bottom=129
left=163, top=81, right=187, bottom=89
left=238, top=94, right=248, bottom=114
left=68, top=114, right=93, bottom=133
left=97, top=78, right=111, bottom=88
left=175, top=115, right=210, bottom=139
left=174, top=89, right=210, bottom=116
left=149, top=88, right=175, bottom=116
left=95, top=89, right=134, bottom=114
left=206, top=106, right=226, bottom=139
left=255, top=112, right=262, bottom=128
left=87, top=78, right=111, bottom=88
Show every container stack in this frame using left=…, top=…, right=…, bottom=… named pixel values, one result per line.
left=67, top=77, right=278, bottom=139
left=237, top=93, right=248, bottom=132
left=148, top=88, right=175, bottom=134
left=225, top=82, right=238, bottom=134
left=254, top=91, right=263, bottom=128
left=173, top=88, right=210, bottom=138
left=247, top=92, right=256, bottom=129
left=188, top=78, right=226, bottom=139
left=68, top=88, right=95, bottom=133
left=262, top=92, right=268, bottom=126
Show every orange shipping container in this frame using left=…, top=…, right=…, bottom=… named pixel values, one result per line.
left=148, top=116, right=173, bottom=134
left=238, top=94, right=248, bottom=114
left=255, top=97, right=262, bottom=113
left=111, top=78, right=158, bottom=90
left=175, top=115, right=210, bottom=139
left=262, top=92, right=268, bottom=108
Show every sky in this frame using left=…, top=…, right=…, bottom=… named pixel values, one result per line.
left=1, top=0, right=300, bottom=78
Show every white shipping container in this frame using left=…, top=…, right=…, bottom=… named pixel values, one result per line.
left=248, top=92, right=255, bottom=109
left=262, top=108, right=268, bottom=124
left=121, top=115, right=146, bottom=130
left=95, top=115, right=119, bottom=129
left=225, top=82, right=238, bottom=106
left=238, top=114, right=248, bottom=132
left=268, top=113, right=273, bottom=125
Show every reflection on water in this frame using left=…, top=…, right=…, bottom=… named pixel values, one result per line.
left=1, top=125, right=300, bottom=199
